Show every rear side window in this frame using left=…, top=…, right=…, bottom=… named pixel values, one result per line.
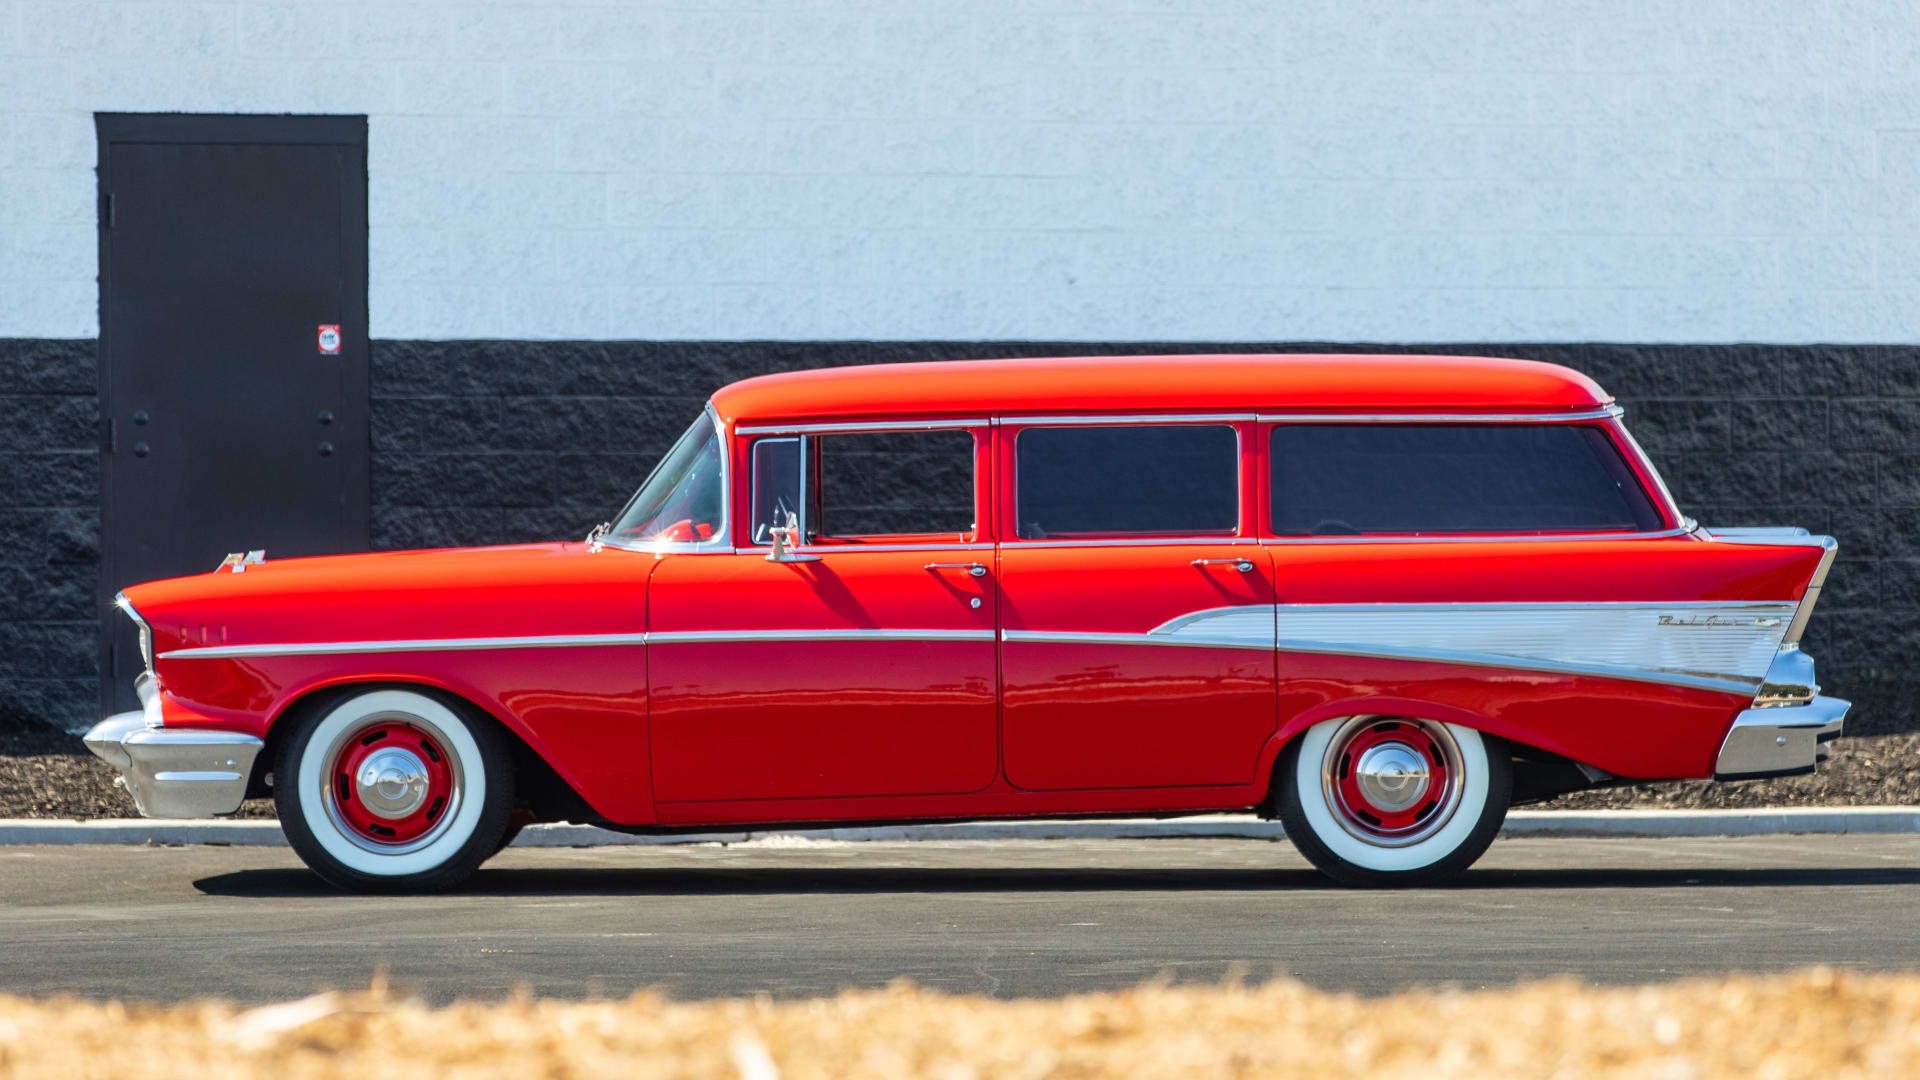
left=1269, top=424, right=1664, bottom=536
left=1016, top=424, right=1238, bottom=539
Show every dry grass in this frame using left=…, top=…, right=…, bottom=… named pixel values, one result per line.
left=3, top=968, right=1918, bottom=1079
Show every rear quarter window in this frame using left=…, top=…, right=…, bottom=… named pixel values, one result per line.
left=1269, top=424, right=1664, bottom=536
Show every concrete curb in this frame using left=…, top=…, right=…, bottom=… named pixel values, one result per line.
left=3, top=807, right=1919, bottom=847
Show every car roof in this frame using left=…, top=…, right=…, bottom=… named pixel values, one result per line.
left=708, top=354, right=1612, bottom=426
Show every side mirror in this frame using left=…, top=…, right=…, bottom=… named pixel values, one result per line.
left=766, top=511, right=820, bottom=564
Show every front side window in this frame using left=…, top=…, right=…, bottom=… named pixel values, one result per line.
left=1269, top=423, right=1664, bottom=536
left=1015, top=424, right=1238, bottom=539
left=610, top=413, right=725, bottom=544
left=750, top=428, right=977, bottom=544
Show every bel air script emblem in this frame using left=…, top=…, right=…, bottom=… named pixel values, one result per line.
left=1658, top=614, right=1784, bottom=629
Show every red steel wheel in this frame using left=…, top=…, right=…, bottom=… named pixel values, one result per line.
left=1322, top=717, right=1464, bottom=846
left=326, top=720, right=458, bottom=846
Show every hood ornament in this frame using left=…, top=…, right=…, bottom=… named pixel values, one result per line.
left=216, top=550, right=266, bottom=574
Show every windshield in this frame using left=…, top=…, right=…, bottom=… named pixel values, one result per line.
left=608, top=413, right=725, bottom=545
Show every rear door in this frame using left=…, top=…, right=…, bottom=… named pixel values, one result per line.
left=997, top=418, right=1277, bottom=790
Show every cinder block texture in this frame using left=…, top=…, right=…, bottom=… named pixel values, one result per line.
left=2, top=2, right=1917, bottom=342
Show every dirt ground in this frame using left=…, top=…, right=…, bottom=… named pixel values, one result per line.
left=7, top=728, right=1917, bottom=820
left=1, top=968, right=1915, bottom=1079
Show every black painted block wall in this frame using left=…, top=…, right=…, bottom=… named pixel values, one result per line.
left=0, top=339, right=100, bottom=734
left=5, top=338, right=1916, bottom=738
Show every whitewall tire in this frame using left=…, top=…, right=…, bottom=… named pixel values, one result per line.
left=275, top=688, right=513, bottom=893
left=1277, top=715, right=1510, bottom=887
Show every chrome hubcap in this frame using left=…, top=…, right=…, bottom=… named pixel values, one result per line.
left=1352, top=743, right=1430, bottom=812
left=1319, top=716, right=1467, bottom=848
left=353, top=746, right=430, bottom=820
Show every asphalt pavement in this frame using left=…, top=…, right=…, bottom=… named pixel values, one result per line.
left=2, top=835, right=1917, bottom=1004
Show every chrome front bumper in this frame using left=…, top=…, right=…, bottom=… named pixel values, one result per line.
left=81, top=682, right=263, bottom=818
left=1714, top=695, right=1848, bottom=780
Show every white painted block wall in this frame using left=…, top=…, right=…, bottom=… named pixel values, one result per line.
left=0, top=0, right=1911, bottom=342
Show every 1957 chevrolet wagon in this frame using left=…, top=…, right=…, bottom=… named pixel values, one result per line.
left=84, top=355, right=1845, bottom=890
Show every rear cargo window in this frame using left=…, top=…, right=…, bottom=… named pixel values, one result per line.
left=1269, top=424, right=1664, bottom=536
left=1015, top=424, right=1238, bottom=539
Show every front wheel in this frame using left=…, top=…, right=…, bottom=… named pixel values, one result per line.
left=275, top=688, right=513, bottom=893
left=1276, top=716, right=1510, bottom=887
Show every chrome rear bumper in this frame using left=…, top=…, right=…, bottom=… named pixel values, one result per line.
left=1713, top=695, right=1848, bottom=780
left=81, top=683, right=263, bottom=818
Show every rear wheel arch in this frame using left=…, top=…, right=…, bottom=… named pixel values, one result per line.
left=1273, top=712, right=1513, bottom=886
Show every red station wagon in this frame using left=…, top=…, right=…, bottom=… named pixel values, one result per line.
left=83, top=355, right=1846, bottom=890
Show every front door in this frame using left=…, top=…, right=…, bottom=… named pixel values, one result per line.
left=997, top=418, right=1277, bottom=790
left=646, top=423, right=996, bottom=803
left=96, top=114, right=369, bottom=713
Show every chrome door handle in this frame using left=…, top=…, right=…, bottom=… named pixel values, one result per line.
left=925, top=562, right=988, bottom=577
left=1192, top=558, right=1254, bottom=573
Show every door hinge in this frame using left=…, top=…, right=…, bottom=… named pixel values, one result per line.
left=102, top=191, right=115, bottom=229
left=106, top=416, right=115, bottom=453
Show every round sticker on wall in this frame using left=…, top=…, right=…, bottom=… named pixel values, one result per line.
left=317, top=325, right=341, bottom=354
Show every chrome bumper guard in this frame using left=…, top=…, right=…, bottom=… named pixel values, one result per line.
left=1714, top=695, right=1848, bottom=781
left=80, top=681, right=263, bottom=818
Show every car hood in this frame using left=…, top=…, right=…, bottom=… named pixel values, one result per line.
left=123, top=543, right=658, bottom=658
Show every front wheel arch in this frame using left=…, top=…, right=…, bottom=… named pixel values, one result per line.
left=273, top=685, right=515, bottom=892
left=255, top=679, right=599, bottom=824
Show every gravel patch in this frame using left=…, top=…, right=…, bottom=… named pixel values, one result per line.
left=6, top=729, right=1916, bottom=821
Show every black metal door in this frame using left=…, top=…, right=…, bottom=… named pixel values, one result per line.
left=97, top=114, right=369, bottom=714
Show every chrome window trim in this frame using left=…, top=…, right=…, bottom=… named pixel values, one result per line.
left=159, top=627, right=993, bottom=660
left=1010, top=419, right=1247, bottom=543
left=1257, top=406, right=1622, bottom=423
left=600, top=401, right=733, bottom=556
left=1260, top=526, right=1693, bottom=545
left=1011, top=536, right=1255, bottom=548
left=733, top=417, right=989, bottom=435
left=735, top=419, right=984, bottom=547
left=1610, top=412, right=1688, bottom=530
left=1001, top=413, right=1257, bottom=426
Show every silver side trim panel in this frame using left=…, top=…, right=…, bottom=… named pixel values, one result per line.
left=1263, top=601, right=1794, bottom=693
left=1714, top=695, right=1848, bottom=779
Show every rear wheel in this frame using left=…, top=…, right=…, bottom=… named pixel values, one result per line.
left=275, top=688, right=512, bottom=893
left=1277, top=715, right=1509, bottom=887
